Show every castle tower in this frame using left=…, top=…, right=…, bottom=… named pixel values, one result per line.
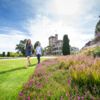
left=55, top=34, right=58, bottom=42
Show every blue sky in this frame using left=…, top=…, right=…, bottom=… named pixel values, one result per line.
left=0, top=0, right=100, bottom=52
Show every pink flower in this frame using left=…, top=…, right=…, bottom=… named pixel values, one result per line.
left=29, top=79, right=34, bottom=87
left=68, top=79, right=71, bottom=85
left=78, top=96, right=80, bottom=100
left=37, top=64, right=42, bottom=67
left=81, top=96, right=84, bottom=100
left=36, top=83, right=43, bottom=89
left=66, top=93, right=68, bottom=97
left=27, top=96, right=30, bottom=100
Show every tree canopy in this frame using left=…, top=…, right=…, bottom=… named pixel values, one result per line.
left=62, top=34, right=70, bottom=55
left=15, top=39, right=27, bottom=56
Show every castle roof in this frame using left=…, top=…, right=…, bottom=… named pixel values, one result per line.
left=49, top=36, right=55, bottom=39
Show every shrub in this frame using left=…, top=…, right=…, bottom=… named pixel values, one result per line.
left=7, top=52, right=10, bottom=57
left=10, top=52, right=23, bottom=57
left=93, top=46, right=100, bottom=57
left=80, top=46, right=100, bottom=57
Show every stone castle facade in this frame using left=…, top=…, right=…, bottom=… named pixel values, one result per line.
left=44, top=34, right=79, bottom=55
left=45, top=34, right=63, bottom=55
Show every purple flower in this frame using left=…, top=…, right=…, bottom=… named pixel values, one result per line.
left=19, top=92, right=23, bottom=96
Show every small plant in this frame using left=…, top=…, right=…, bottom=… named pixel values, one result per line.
left=93, top=46, right=100, bottom=57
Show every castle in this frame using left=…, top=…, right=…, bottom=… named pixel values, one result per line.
left=44, top=34, right=79, bottom=55
left=45, top=34, right=63, bottom=55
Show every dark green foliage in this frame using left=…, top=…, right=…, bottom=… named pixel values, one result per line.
left=15, top=39, right=27, bottom=56
left=95, top=20, right=100, bottom=34
left=93, top=46, right=100, bottom=57
left=62, top=34, right=70, bottom=55
left=2, top=52, right=5, bottom=57
left=7, top=52, right=10, bottom=57
left=0, top=53, right=2, bottom=57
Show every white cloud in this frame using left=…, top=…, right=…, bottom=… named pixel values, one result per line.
left=0, top=0, right=99, bottom=52
left=0, top=29, right=30, bottom=53
left=47, top=0, right=82, bottom=16
left=26, top=15, right=94, bottom=49
left=27, top=0, right=98, bottom=49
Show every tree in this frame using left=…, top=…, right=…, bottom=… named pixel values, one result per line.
left=95, top=20, right=100, bottom=34
left=62, top=34, right=70, bottom=55
left=7, top=52, right=10, bottom=57
left=34, top=41, right=40, bottom=49
left=15, top=39, right=27, bottom=56
left=2, top=52, right=5, bottom=57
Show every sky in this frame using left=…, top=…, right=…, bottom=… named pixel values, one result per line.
left=0, top=0, right=100, bottom=52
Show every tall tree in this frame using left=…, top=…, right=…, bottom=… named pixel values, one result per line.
left=7, top=52, right=10, bottom=57
left=15, top=39, right=27, bottom=56
left=2, top=52, right=5, bottom=57
left=62, top=34, right=70, bottom=55
left=95, top=20, right=100, bottom=34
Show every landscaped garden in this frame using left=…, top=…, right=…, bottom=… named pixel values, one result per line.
left=0, top=52, right=100, bottom=100
left=18, top=55, right=100, bottom=100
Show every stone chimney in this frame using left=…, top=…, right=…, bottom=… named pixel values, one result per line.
left=55, top=34, right=58, bottom=41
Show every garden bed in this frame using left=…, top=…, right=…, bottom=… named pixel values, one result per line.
left=18, top=55, right=100, bottom=100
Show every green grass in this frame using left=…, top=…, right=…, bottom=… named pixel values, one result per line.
left=0, top=58, right=44, bottom=100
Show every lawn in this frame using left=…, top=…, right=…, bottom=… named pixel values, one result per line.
left=0, top=58, right=45, bottom=100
